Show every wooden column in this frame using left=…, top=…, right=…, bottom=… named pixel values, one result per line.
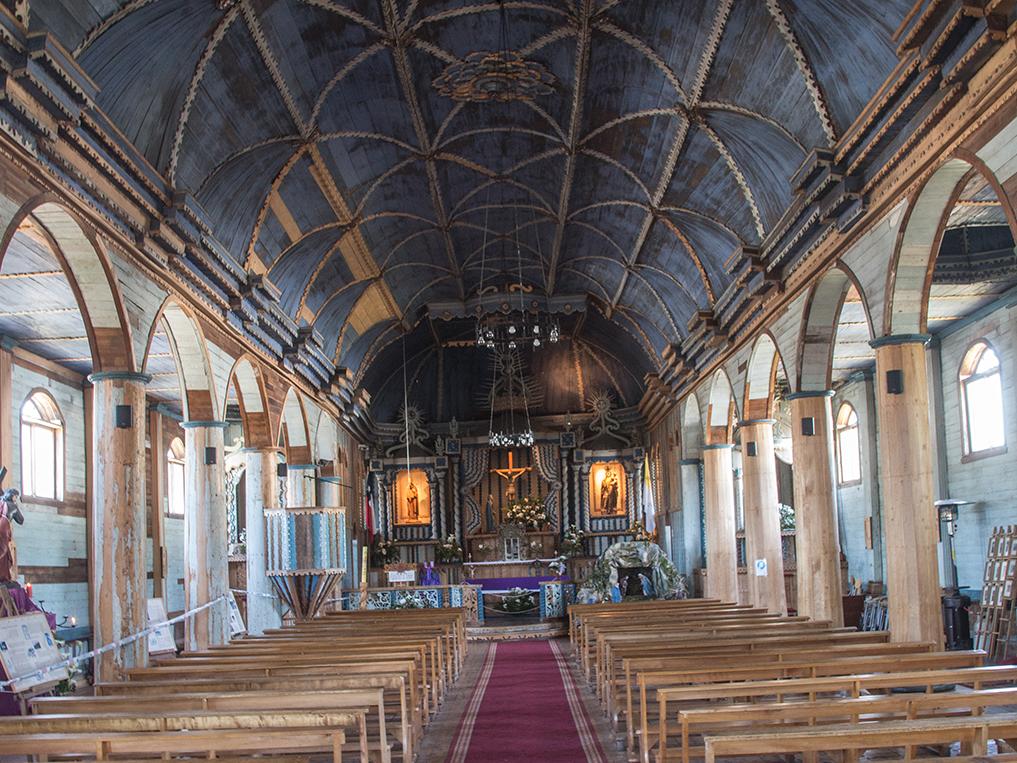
left=243, top=447, right=282, bottom=635
left=0, top=341, right=12, bottom=472
left=739, top=419, right=787, bottom=614
left=287, top=463, right=317, bottom=508
left=148, top=410, right=165, bottom=599
left=788, top=391, right=843, bottom=626
left=182, top=421, right=229, bottom=650
left=872, top=336, right=943, bottom=647
left=679, top=459, right=703, bottom=574
left=88, top=372, right=149, bottom=681
left=702, top=444, right=738, bottom=602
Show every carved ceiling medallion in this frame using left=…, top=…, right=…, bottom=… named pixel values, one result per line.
left=433, top=51, right=555, bottom=103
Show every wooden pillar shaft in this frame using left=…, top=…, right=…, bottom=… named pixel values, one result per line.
left=740, top=419, right=788, bottom=614
left=872, top=337, right=943, bottom=647
left=287, top=463, right=317, bottom=508
left=183, top=422, right=229, bottom=650
left=0, top=344, right=12, bottom=474
left=789, top=392, right=843, bottom=625
left=244, top=448, right=282, bottom=635
left=148, top=410, right=165, bottom=600
left=702, top=444, right=738, bottom=602
left=89, top=373, right=148, bottom=681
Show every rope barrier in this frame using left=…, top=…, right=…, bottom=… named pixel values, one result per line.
left=0, top=595, right=229, bottom=692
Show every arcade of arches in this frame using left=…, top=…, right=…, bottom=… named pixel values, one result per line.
left=2, top=1, right=1017, bottom=759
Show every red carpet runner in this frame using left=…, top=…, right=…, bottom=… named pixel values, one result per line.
left=446, top=639, right=607, bottom=762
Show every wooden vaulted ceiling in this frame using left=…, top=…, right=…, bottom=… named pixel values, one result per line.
left=29, top=0, right=914, bottom=416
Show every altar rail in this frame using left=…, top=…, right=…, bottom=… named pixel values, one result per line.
left=328, top=585, right=484, bottom=624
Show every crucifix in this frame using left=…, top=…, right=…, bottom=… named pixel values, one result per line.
left=491, top=450, right=531, bottom=501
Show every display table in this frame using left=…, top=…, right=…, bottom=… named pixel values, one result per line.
left=466, top=575, right=569, bottom=592
left=332, top=584, right=483, bottom=624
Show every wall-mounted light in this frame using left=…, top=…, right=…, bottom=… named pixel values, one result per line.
left=746, top=441, right=757, bottom=457
left=801, top=417, right=816, bottom=437
left=204, top=447, right=217, bottom=465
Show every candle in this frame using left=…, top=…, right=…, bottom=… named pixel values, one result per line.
left=360, top=546, right=369, bottom=585
left=24, top=581, right=32, bottom=598
left=69, top=616, right=76, bottom=627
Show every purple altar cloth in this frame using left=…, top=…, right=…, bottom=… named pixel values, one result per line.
left=466, top=576, right=569, bottom=591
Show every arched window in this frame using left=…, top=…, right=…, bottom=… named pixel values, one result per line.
left=835, top=403, right=861, bottom=485
left=960, top=341, right=1006, bottom=456
left=20, top=391, right=64, bottom=500
left=166, top=437, right=186, bottom=517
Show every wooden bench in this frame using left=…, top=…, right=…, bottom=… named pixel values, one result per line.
left=702, top=712, right=1017, bottom=763
left=677, top=685, right=1017, bottom=763
left=32, top=688, right=391, bottom=763
left=651, top=664, right=1017, bottom=763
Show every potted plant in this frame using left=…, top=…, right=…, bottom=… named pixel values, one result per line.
left=559, top=525, right=586, bottom=557
left=435, top=534, right=463, bottom=564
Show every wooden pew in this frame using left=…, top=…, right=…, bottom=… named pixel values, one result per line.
left=702, top=713, right=1017, bottom=763
left=652, top=664, right=1017, bottom=763
left=32, top=688, right=391, bottom=763
left=677, top=686, right=1017, bottom=763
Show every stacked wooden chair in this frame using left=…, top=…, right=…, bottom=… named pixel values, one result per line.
left=0, top=607, right=467, bottom=762
left=569, top=599, right=1017, bottom=763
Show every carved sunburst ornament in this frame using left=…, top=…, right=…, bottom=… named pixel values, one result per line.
left=433, top=51, right=555, bottom=103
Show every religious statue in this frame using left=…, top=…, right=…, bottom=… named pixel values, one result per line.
left=600, top=471, right=620, bottom=515
left=0, top=480, right=24, bottom=583
left=407, top=481, right=419, bottom=520
left=590, top=461, right=626, bottom=517
left=394, top=469, right=430, bottom=526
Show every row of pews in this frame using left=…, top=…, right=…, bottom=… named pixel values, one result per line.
left=0, top=607, right=467, bottom=761
left=569, top=598, right=1017, bottom=763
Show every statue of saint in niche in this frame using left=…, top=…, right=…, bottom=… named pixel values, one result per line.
left=394, top=470, right=430, bottom=526
left=590, top=462, right=626, bottom=518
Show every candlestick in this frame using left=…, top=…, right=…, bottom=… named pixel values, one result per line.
left=24, top=581, right=32, bottom=598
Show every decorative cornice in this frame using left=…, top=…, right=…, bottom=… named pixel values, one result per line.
left=869, top=334, right=932, bottom=349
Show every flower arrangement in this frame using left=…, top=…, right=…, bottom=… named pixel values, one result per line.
left=628, top=520, right=655, bottom=543
left=559, top=525, right=586, bottom=557
left=435, top=534, right=463, bottom=563
left=393, top=591, right=425, bottom=609
left=496, top=587, right=536, bottom=613
left=504, top=495, right=548, bottom=529
left=548, top=554, right=567, bottom=577
left=371, top=535, right=399, bottom=566
left=778, top=503, right=795, bottom=531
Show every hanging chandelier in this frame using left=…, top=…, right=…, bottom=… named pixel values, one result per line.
left=486, top=347, right=534, bottom=448
left=475, top=311, right=560, bottom=351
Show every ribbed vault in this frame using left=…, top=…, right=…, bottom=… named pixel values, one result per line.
left=31, top=0, right=913, bottom=414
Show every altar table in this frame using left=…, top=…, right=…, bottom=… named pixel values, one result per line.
left=466, top=576, right=569, bottom=592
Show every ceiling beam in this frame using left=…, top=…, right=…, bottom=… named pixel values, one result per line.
left=382, top=0, right=465, bottom=303
left=607, top=0, right=734, bottom=318
left=544, top=0, right=594, bottom=296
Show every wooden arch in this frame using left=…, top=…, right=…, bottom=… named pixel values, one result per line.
left=885, top=153, right=1017, bottom=336
left=225, top=356, right=272, bottom=449
left=143, top=297, right=219, bottom=421
left=705, top=368, right=737, bottom=445
left=279, top=387, right=312, bottom=464
left=797, top=263, right=873, bottom=392
left=742, top=332, right=787, bottom=420
left=680, top=395, right=704, bottom=460
left=0, top=196, right=134, bottom=372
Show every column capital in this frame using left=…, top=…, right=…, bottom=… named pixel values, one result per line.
left=869, top=333, right=932, bottom=349
left=738, top=418, right=776, bottom=427
left=286, top=463, right=318, bottom=470
left=87, top=371, right=152, bottom=384
left=241, top=446, right=284, bottom=455
left=786, top=389, right=835, bottom=400
left=702, top=443, right=733, bottom=450
left=679, top=458, right=702, bottom=466
left=180, top=420, right=229, bottom=429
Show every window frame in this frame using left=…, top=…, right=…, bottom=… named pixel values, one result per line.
left=959, top=339, right=1007, bottom=462
left=166, top=436, right=186, bottom=517
left=19, top=389, right=65, bottom=502
left=834, top=402, right=862, bottom=487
